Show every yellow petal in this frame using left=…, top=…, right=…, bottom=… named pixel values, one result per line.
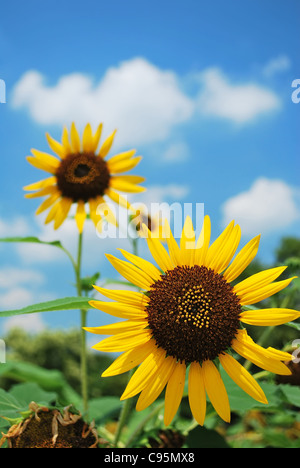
left=46, top=133, right=66, bottom=158
left=136, top=355, right=177, bottom=411
left=233, top=266, right=287, bottom=296
left=89, top=300, right=147, bottom=319
left=70, top=122, right=81, bottom=152
left=106, top=149, right=136, bottom=168
left=204, top=220, right=235, bottom=269
left=121, top=346, right=166, bottom=399
left=143, top=225, right=174, bottom=272
left=107, top=156, right=142, bottom=174
left=109, top=149, right=136, bottom=162
left=35, top=192, right=61, bottom=215
left=237, top=276, right=297, bottom=306
left=164, top=361, right=186, bottom=426
left=88, top=197, right=101, bottom=227
left=53, top=198, right=73, bottom=229
left=82, top=123, right=93, bottom=153
left=202, top=360, right=231, bottom=423
left=188, top=361, right=207, bottom=426
left=213, top=225, right=241, bottom=274
left=109, top=176, right=145, bottom=193
left=118, top=248, right=162, bottom=282
left=96, top=197, right=118, bottom=226
left=180, top=216, right=195, bottom=266
left=232, top=330, right=292, bottom=375
left=75, top=200, right=86, bottom=233
left=23, top=176, right=57, bottom=191
left=164, top=218, right=181, bottom=266
left=194, top=215, right=211, bottom=266
left=92, top=285, right=149, bottom=308
left=102, top=339, right=157, bottom=377
left=240, top=308, right=300, bottom=326
left=26, top=156, right=57, bottom=175
left=24, top=185, right=58, bottom=199
left=99, top=130, right=117, bottom=158
left=93, top=329, right=152, bottom=352
left=205, top=221, right=237, bottom=272
left=223, top=235, right=261, bottom=283
left=105, top=254, right=154, bottom=290
left=105, top=188, right=131, bottom=209
left=219, top=353, right=268, bottom=404
left=61, top=126, right=72, bottom=155
left=84, top=319, right=147, bottom=335
left=92, top=123, right=103, bottom=152
left=44, top=200, right=60, bottom=224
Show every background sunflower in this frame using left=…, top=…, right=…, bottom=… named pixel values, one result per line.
left=24, top=123, right=145, bottom=233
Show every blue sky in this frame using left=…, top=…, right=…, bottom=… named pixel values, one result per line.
left=0, top=0, right=299, bottom=335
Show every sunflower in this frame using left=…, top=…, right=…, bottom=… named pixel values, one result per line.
left=129, top=204, right=165, bottom=241
left=85, top=215, right=299, bottom=425
left=24, top=123, right=145, bottom=232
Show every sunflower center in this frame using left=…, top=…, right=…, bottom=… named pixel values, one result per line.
left=74, top=163, right=91, bottom=178
left=56, top=153, right=110, bottom=202
left=147, top=265, right=241, bottom=363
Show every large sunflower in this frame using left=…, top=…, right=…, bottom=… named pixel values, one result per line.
left=85, top=215, right=299, bottom=425
left=24, top=123, right=145, bottom=232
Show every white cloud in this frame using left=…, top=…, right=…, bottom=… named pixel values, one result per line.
left=222, top=178, right=300, bottom=236
left=0, top=267, right=44, bottom=289
left=0, top=216, right=30, bottom=237
left=196, top=68, right=281, bottom=124
left=2, top=314, right=46, bottom=333
left=11, top=58, right=194, bottom=148
left=262, top=55, right=291, bottom=78
left=11, top=58, right=282, bottom=149
left=0, top=287, right=35, bottom=310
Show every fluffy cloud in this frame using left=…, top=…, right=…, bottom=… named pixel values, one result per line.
left=0, top=267, right=44, bottom=289
left=2, top=314, right=46, bottom=333
left=0, top=216, right=30, bottom=237
left=196, top=68, right=280, bottom=124
left=11, top=58, right=282, bottom=149
left=11, top=58, right=194, bottom=148
left=222, top=178, right=300, bottom=236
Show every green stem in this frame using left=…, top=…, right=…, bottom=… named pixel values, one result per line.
left=75, top=232, right=88, bottom=415
left=114, top=369, right=134, bottom=447
left=125, top=400, right=165, bottom=448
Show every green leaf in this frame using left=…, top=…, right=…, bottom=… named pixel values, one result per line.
left=0, top=296, right=91, bottom=317
left=10, top=382, right=57, bottom=408
left=279, top=384, right=300, bottom=407
left=0, top=388, right=27, bottom=419
left=220, top=369, right=280, bottom=412
left=0, top=361, right=81, bottom=407
left=185, top=426, right=230, bottom=448
left=86, top=397, right=122, bottom=423
left=285, top=321, right=300, bottom=331
left=0, top=236, right=63, bottom=248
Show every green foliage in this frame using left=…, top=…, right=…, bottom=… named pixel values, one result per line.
left=0, top=297, right=91, bottom=318
left=0, top=328, right=127, bottom=400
